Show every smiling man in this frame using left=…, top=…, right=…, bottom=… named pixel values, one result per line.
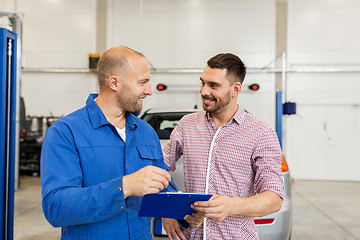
left=41, top=46, right=173, bottom=239
left=162, top=53, right=285, bottom=240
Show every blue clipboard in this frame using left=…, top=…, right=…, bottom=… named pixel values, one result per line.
left=139, top=192, right=212, bottom=220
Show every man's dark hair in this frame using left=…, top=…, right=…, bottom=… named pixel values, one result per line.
left=207, top=53, right=246, bottom=84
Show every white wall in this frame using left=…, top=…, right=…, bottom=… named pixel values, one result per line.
left=0, top=0, right=14, bottom=11
left=0, top=0, right=15, bottom=27
left=286, top=0, right=360, bottom=180
left=107, top=0, right=277, bottom=127
left=5, top=0, right=98, bottom=117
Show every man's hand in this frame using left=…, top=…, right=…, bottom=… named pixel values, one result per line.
left=193, top=191, right=282, bottom=220
left=122, top=166, right=171, bottom=198
left=184, top=212, right=204, bottom=228
left=162, top=218, right=187, bottom=240
left=191, top=195, right=234, bottom=222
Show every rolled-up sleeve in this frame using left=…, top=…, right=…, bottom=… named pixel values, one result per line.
left=252, top=130, right=285, bottom=199
left=162, top=120, right=184, bottom=171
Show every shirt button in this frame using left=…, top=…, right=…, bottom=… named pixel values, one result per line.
left=120, top=206, right=124, bottom=210
left=118, top=187, right=122, bottom=192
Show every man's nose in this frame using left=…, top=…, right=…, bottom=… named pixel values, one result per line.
left=144, top=83, right=152, bottom=96
left=200, top=85, right=209, bottom=96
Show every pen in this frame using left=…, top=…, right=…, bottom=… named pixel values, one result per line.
left=168, top=181, right=179, bottom=192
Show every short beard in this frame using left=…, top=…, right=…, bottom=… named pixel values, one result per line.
left=117, top=83, right=142, bottom=113
left=202, top=90, right=231, bottom=114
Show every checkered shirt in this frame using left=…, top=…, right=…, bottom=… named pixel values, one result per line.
left=163, top=107, right=285, bottom=240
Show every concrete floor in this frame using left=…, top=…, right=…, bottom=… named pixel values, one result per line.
left=14, top=176, right=360, bottom=240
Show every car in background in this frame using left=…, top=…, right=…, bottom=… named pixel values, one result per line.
left=140, top=107, right=292, bottom=240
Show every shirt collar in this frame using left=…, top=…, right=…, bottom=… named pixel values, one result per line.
left=86, top=94, right=138, bottom=131
left=126, top=112, right=138, bottom=131
left=205, top=105, right=246, bottom=126
left=86, top=94, right=108, bottom=129
left=232, top=106, right=246, bottom=125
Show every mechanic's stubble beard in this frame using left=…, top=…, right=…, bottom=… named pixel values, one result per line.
left=117, top=81, right=144, bottom=113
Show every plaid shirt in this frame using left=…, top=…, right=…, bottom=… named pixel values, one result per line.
left=163, top=107, right=285, bottom=240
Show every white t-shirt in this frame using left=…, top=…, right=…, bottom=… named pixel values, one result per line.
left=116, top=127, right=126, bottom=142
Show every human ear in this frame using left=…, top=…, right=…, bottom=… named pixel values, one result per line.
left=232, top=82, right=242, bottom=96
left=108, top=75, right=122, bottom=91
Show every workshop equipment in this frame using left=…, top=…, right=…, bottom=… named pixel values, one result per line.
left=0, top=28, right=17, bottom=240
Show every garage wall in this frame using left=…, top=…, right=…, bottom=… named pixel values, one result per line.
left=0, top=0, right=14, bottom=11
left=0, top=0, right=15, bottom=27
left=1, top=0, right=98, bottom=117
left=107, top=0, right=278, bottom=128
left=20, top=0, right=98, bottom=117
left=285, top=0, right=360, bottom=180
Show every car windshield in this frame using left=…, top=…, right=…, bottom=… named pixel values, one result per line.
left=141, top=112, right=193, bottom=139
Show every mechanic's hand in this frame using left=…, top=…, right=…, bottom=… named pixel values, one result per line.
left=162, top=218, right=187, bottom=240
left=184, top=212, right=204, bottom=228
left=122, top=166, right=171, bottom=198
left=191, top=195, right=234, bottom=222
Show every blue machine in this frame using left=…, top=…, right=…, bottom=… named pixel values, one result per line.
left=0, top=28, right=17, bottom=240
left=276, top=91, right=297, bottom=149
left=276, top=91, right=283, bottom=149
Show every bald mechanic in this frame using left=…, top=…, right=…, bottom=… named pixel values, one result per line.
left=41, top=46, right=174, bottom=239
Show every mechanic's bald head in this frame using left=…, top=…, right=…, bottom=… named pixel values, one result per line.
left=97, top=46, right=145, bottom=89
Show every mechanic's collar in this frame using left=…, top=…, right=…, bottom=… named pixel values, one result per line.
left=86, top=93, right=137, bottom=131
left=87, top=94, right=108, bottom=129
left=126, top=112, right=137, bottom=131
